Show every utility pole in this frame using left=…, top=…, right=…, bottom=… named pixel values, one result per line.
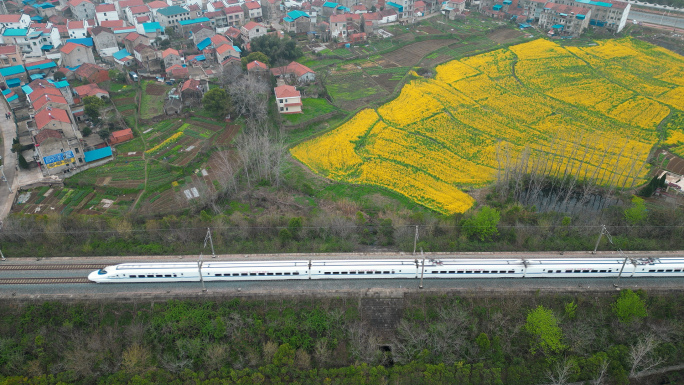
left=0, top=248, right=5, bottom=261
left=418, top=248, right=426, bottom=289
left=592, top=224, right=607, bottom=254
left=412, top=225, right=419, bottom=255
left=204, top=227, right=216, bottom=258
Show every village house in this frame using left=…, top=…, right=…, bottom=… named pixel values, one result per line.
left=162, top=47, right=182, bottom=68
left=147, top=0, right=169, bottom=15
left=95, top=3, right=118, bottom=25
left=100, top=20, right=125, bottom=29
left=138, top=22, right=165, bottom=41
left=66, top=19, right=88, bottom=39
left=246, top=59, right=269, bottom=81
left=112, top=48, right=135, bottom=66
left=179, top=78, right=205, bottom=106
left=187, top=4, right=203, bottom=18
left=59, top=42, right=95, bottom=67
left=0, top=14, right=31, bottom=29
left=90, top=26, right=118, bottom=57
left=215, top=43, right=240, bottom=63
left=155, top=6, right=191, bottom=30
left=205, top=10, right=229, bottom=29
left=207, top=1, right=226, bottom=13
left=241, top=21, right=266, bottom=42
left=68, top=0, right=96, bottom=20
left=25, top=58, right=58, bottom=79
left=73, top=82, right=109, bottom=99
left=271, top=61, right=315, bottom=84
left=109, top=128, right=134, bottom=145
left=166, top=63, right=189, bottom=79
left=243, top=1, right=262, bottom=21
left=0, top=45, right=24, bottom=67
left=538, top=2, right=590, bottom=36
left=32, top=93, right=69, bottom=113
left=283, top=10, right=311, bottom=33
left=133, top=43, right=160, bottom=71
left=123, top=31, right=149, bottom=53
left=74, top=62, right=109, bottom=83
left=126, top=5, right=152, bottom=25
left=0, top=64, right=27, bottom=88
left=115, top=0, right=144, bottom=19
left=274, top=85, right=302, bottom=114
left=224, top=5, right=245, bottom=27
left=112, top=26, right=138, bottom=43
left=190, top=24, right=215, bottom=45
left=329, top=14, right=348, bottom=40
left=441, top=0, right=465, bottom=19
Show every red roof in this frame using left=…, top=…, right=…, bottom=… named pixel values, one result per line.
left=330, top=14, right=347, bottom=22
left=224, top=5, right=242, bottom=14
left=242, top=21, right=263, bottom=30
left=271, top=61, right=314, bottom=78
left=0, top=14, right=22, bottom=23
left=34, top=129, right=62, bottom=146
left=225, top=26, right=240, bottom=38
left=124, top=32, right=142, bottom=41
left=162, top=47, right=180, bottom=58
left=188, top=4, right=200, bottom=11
left=247, top=60, right=268, bottom=71
left=166, top=64, right=189, bottom=77
left=111, top=128, right=133, bottom=138
left=244, top=1, right=260, bottom=9
left=0, top=45, right=17, bottom=55
left=73, top=83, right=108, bottom=97
left=95, top=3, right=115, bottom=12
left=180, top=79, right=201, bottom=92
left=136, top=15, right=150, bottom=23
left=274, top=85, right=300, bottom=98
left=67, top=20, right=85, bottom=30
left=75, top=62, right=106, bottom=78
left=413, top=1, right=425, bottom=8
left=204, top=10, right=224, bottom=18
left=68, top=0, right=92, bottom=7
left=35, top=108, right=70, bottom=130
left=29, top=87, right=62, bottom=103
left=147, top=0, right=168, bottom=8
left=210, top=1, right=225, bottom=8
left=216, top=44, right=236, bottom=55
left=33, top=94, right=67, bottom=110
left=119, top=0, right=144, bottom=9
left=100, top=20, right=124, bottom=28
left=129, top=5, right=150, bottom=14
left=60, top=42, right=84, bottom=54
left=210, top=34, right=230, bottom=46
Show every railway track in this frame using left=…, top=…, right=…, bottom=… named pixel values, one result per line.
left=0, top=264, right=107, bottom=270
left=0, top=277, right=93, bottom=284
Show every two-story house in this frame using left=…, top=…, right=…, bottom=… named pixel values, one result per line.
left=274, top=85, right=302, bottom=114
left=90, top=26, right=118, bottom=57
left=95, top=3, right=118, bottom=25
left=59, top=42, right=95, bottom=67
left=155, top=6, right=190, bottom=30
left=241, top=21, right=266, bottom=42
left=243, top=1, right=263, bottom=21
left=68, top=0, right=96, bottom=20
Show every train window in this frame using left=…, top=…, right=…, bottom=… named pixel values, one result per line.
left=130, top=275, right=137, bottom=278
left=508, top=270, right=515, bottom=273
left=165, top=274, right=171, bottom=277
left=333, top=272, right=339, bottom=275
left=675, top=269, right=682, bottom=272
left=275, top=273, right=282, bottom=276
left=440, top=271, right=447, bottom=274
left=556, top=270, right=561, bottom=273
left=466, top=271, right=473, bottom=274
left=449, top=271, right=456, bottom=274
left=341, top=272, right=348, bottom=275
left=250, top=273, right=257, bottom=276
left=284, top=272, right=291, bottom=275
left=432, top=271, right=437, bottom=274
left=657, top=270, right=664, bottom=273
left=258, top=273, right=266, bottom=276
left=482, top=271, right=489, bottom=273
left=293, top=272, right=300, bottom=275
left=384, top=271, right=390, bottom=274
left=574, top=270, right=581, bottom=273
left=267, top=273, right=274, bottom=276
left=147, top=275, right=154, bottom=278
left=458, top=270, right=464, bottom=273
left=324, top=272, right=331, bottom=275
left=582, top=271, right=589, bottom=273
left=173, top=274, right=177, bottom=277
left=233, top=273, right=239, bottom=276
left=242, top=273, right=248, bottom=276
left=350, top=271, right=356, bottom=274
left=666, top=269, right=672, bottom=272
left=649, top=269, right=655, bottom=272
left=600, top=270, right=606, bottom=273
left=215, top=274, right=222, bottom=277
left=547, top=270, right=553, bottom=273
left=566, top=270, right=572, bottom=273
left=375, top=271, right=382, bottom=274
left=591, top=270, right=598, bottom=273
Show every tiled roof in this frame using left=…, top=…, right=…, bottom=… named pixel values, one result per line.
left=0, top=14, right=22, bottom=23
left=136, top=15, right=150, bottom=23
left=90, top=26, right=113, bottom=36
left=156, top=5, right=189, bottom=16
left=180, top=78, right=201, bottom=92
left=129, top=5, right=150, bottom=14
left=133, top=43, right=152, bottom=52
left=224, top=5, right=242, bottom=13
left=34, top=129, right=63, bottom=145
left=210, top=1, right=225, bottom=9
left=74, top=62, right=106, bottom=78
left=32, top=94, right=67, bottom=110
left=35, top=108, right=70, bottom=130
left=147, top=0, right=168, bottom=9
left=67, top=20, right=85, bottom=29
left=95, top=3, right=116, bottom=12
left=271, top=61, right=314, bottom=78
left=100, top=20, right=125, bottom=28
left=210, top=34, right=230, bottom=46
left=73, top=83, right=108, bottom=97
left=246, top=60, right=268, bottom=71
left=0, top=45, right=17, bottom=55
left=111, top=128, right=133, bottom=138
left=544, top=2, right=589, bottom=14
left=59, top=42, right=84, bottom=54
left=204, top=11, right=224, bottom=18
left=244, top=1, right=261, bottom=9
left=162, top=47, right=180, bottom=58
left=274, top=85, right=300, bottom=98
left=68, top=0, right=92, bottom=7
left=119, top=0, right=145, bottom=9
left=124, top=32, right=142, bottom=41
left=242, top=21, right=262, bottom=30
left=216, top=44, right=236, bottom=54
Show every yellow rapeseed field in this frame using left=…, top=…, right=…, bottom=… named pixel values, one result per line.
left=291, top=38, right=684, bottom=214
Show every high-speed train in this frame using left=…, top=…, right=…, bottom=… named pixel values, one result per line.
left=88, top=257, right=684, bottom=283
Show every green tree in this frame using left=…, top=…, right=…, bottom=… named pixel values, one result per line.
left=272, top=343, right=295, bottom=367
left=53, top=71, right=65, bottom=81
left=462, top=206, right=500, bottom=241
left=287, top=217, right=302, bottom=240
left=525, top=305, right=565, bottom=355
left=202, top=88, right=231, bottom=116
left=18, top=153, right=29, bottom=169
left=98, top=128, right=111, bottom=142
left=624, top=196, right=647, bottom=224
left=249, top=35, right=303, bottom=65
left=612, top=289, right=647, bottom=323
left=564, top=301, right=577, bottom=319
left=241, top=51, right=271, bottom=69
left=475, top=332, right=491, bottom=351
left=82, top=126, right=92, bottom=137
left=83, top=96, right=105, bottom=124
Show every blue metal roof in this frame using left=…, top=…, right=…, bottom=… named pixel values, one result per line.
left=189, top=54, right=205, bottom=61
left=337, top=5, right=350, bottom=11
left=142, top=22, right=162, bottom=33
left=157, top=5, right=189, bottom=16
left=66, top=38, right=93, bottom=47
left=492, top=4, right=502, bottom=10
left=197, top=37, right=212, bottom=51
left=113, top=48, right=132, bottom=60
left=52, top=80, right=69, bottom=88
left=34, top=3, right=55, bottom=8
left=0, top=65, right=25, bottom=77
left=21, top=85, right=32, bottom=94
left=283, top=16, right=294, bottom=22
left=3, top=28, right=28, bottom=37
left=113, top=28, right=136, bottom=34
left=179, top=17, right=209, bottom=26
left=6, top=78, right=21, bottom=87
left=84, top=147, right=113, bottom=163
left=551, top=24, right=564, bottom=28
left=31, top=15, right=43, bottom=21
left=65, top=65, right=81, bottom=71
left=323, top=1, right=338, bottom=7
left=25, top=60, right=56, bottom=70
left=41, top=44, right=54, bottom=50
left=30, top=73, right=44, bottom=80
left=575, top=0, right=612, bottom=6
left=287, top=10, right=309, bottom=19
left=233, top=45, right=241, bottom=53
left=387, top=2, right=403, bottom=11
left=5, top=93, right=18, bottom=102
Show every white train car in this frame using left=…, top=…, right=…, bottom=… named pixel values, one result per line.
left=309, top=259, right=418, bottom=279
left=630, top=258, right=684, bottom=277
left=88, top=263, right=201, bottom=283
left=202, top=260, right=310, bottom=281
left=524, top=258, right=628, bottom=278
left=421, top=259, right=525, bottom=278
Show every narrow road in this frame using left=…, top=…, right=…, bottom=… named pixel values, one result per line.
left=630, top=10, right=684, bottom=28
left=0, top=99, right=17, bottom=221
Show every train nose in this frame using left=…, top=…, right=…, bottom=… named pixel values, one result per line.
left=88, top=270, right=101, bottom=283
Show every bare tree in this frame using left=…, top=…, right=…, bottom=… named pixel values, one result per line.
left=591, top=357, right=610, bottom=385
left=545, top=357, right=574, bottom=385
left=346, top=322, right=381, bottom=364
left=629, top=334, right=663, bottom=376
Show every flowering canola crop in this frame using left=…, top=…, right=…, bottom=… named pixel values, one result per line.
left=292, top=38, right=684, bottom=214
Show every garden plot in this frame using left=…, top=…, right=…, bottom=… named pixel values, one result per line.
left=487, top=28, right=525, bottom=44
left=382, top=39, right=460, bottom=67
left=140, top=81, right=171, bottom=119
left=327, top=71, right=390, bottom=111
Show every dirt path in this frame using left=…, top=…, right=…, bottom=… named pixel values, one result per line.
left=130, top=86, right=149, bottom=211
